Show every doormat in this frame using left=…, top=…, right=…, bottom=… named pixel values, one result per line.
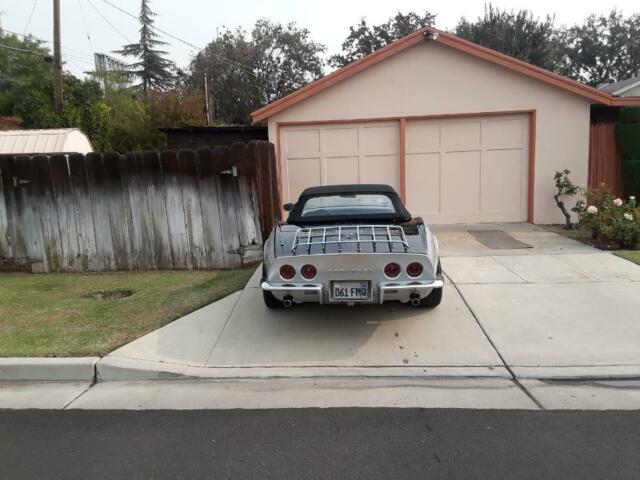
left=467, top=230, right=533, bottom=249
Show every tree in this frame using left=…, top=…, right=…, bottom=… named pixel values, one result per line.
left=115, top=0, right=175, bottom=93
left=455, top=5, right=561, bottom=72
left=330, top=11, right=436, bottom=68
left=190, top=19, right=325, bottom=124
left=556, top=10, right=640, bottom=86
left=0, top=30, right=55, bottom=127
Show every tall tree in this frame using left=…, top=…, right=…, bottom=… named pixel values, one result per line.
left=330, top=11, right=436, bottom=68
left=557, top=10, right=640, bottom=86
left=455, top=5, right=561, bottom=72
left=190, top=19, right=325, bottom=124
left=115, top=0, right=175, bottom=93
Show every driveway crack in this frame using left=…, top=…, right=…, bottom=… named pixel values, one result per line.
left=444, top=271, right=544, bottom=410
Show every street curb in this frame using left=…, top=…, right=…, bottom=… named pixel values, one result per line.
left=97, top=356, right=511, bottom=382
left=0, top=358, right=98, bottom=381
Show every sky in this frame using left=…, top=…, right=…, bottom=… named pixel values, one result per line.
left=0, top=0, right=638, bottom=77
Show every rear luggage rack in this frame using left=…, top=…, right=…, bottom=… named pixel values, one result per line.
left=292, top=225, right=409, bottom=255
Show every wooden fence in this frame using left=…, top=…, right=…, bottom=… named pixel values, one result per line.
left=589, top=107, right=623, bottom=196
left=0, top=141, right=279, bottom=272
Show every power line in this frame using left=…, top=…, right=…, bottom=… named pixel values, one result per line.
left=22, top=0, right=38, bottom=35
left=2, top=28, right=94, bottom=59
left=99, top=0, right=258, bottom=77
left=78, top=0, right=95, bottom=53
left=0, top=42, right=50, bottom=58
left=63, top=54, right=90, bottom=71
left=86, top=0, right=131, bottom=43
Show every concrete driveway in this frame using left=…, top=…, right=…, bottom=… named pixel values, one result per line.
left=94, top=223, right=640, bottom=409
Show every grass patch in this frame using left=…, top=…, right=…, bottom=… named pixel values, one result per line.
left=614, top=251, right=640, bottom=266
left=0, top=268, right=255, bottom=357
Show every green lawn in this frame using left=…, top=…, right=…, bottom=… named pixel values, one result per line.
left=614, top=251, right=640, bottom=266
left=0, top=268, right=255, bottom=357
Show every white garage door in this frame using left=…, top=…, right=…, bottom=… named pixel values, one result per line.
left=280, top=114, right=528, bottom=224
left=406, top=114, right=529, bottom=224
left=280, top=122, right=400, bottom=202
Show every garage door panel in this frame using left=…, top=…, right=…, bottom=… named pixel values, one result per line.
left=443, top=151, right=481, bottom=214
left=324, top=128, right=358, bottom=157
left=406, top=113, right=528, bottom=224
left=282, top=122, right=400, bottom=202
left=406, top=121, right=440, bottom=153
left=325, top=156, right=359, bottom=185
left=441, top=121, right=481, bottom=150
left=483, top=149, right=524, bottom=213
left=483, top=118, right=524, bottom=149
left=406, top=153, right=440, bottom=215
left=286, top=129, right=320, bottom=158
left=363, top=154, right=400, bottom=190
left=287, top=157, right=321, bottom=201
left=360, top=125, right=399, bottom=155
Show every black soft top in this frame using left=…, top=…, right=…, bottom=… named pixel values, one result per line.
left=299, top=184, right=398, bottom=196
left=288, top=184, right=411, bottom=225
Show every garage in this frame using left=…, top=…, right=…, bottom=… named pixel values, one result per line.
left=281, top=122, right=400, bottom=202
left=254, top=27, right=634, bottom=225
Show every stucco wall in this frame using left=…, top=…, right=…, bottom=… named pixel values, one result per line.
left=267, top=41, right=593, bottom=225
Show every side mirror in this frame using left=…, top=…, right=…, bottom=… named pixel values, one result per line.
left=283, top=203, right=294, bottom=212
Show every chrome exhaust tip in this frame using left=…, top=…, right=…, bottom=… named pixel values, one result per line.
left=410, top=294, right=421, bottom=307
left=283, top=296, right=294, bottom=308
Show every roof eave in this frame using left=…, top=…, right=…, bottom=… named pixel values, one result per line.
left=251, top=26, right=626, bottom=123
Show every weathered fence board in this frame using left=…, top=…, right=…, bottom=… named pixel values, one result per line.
left=86, top=152, right=116, bottom=271
left=104, top=152, right=134, bottom=270
left=32, top=155, right=63, bottom=272
left=142, top=151, right=173, bottom=270
left=0, top=156, right=27, bottom=260
left=69, top=154, right=99, bottom=271
left=179, top=150, right=207, bottom=270
left=49, top=154, right=81, bottom=271
left=196, top=148, right=226, bottom=269
left=0, top=164, right=11, bottom=259
left=161, top=150, right=191, bottom=270
left=0, top=141, right=278, bottom=272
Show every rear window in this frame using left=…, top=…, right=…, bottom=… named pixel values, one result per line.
left=300, top=194, right=396, bottom=218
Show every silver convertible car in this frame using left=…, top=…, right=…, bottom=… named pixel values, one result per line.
left=261, top=184, right=443, bottom=309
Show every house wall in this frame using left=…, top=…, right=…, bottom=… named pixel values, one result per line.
left=268, top=41, right=593, bottom=224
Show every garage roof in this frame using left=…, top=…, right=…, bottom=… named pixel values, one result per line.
left=252, top=26, right=640, bottom=123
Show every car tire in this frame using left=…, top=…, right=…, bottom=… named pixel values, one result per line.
left=419, top=261, right=443, bottom=308
left=263, top=290, right=285, bottom=309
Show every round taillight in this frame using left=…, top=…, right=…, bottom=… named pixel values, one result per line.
left=301, top=264, right=317, bottom=280
left=384, top=262, right=401, bottom=278
left=279, top=264, right=295, bottom=280
left=406, top=262, right=423, bottom=278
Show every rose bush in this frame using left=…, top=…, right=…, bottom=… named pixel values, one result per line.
left=573, top=185, right=640, bottom=248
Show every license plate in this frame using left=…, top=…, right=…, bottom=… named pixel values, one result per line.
left=331, top=281, right=369, bottom=301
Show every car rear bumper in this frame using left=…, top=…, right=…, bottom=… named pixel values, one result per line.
left=261, top=277, right=444, bottom=305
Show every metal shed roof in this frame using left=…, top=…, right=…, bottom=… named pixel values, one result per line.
left=0, top=128, right=93, bottom=155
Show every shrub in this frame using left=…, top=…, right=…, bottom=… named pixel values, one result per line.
left=573, top=186, right=640, bottom=248
left=553, top=169, right=579, bottom=229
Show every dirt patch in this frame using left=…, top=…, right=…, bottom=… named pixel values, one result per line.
left=542, top=225, right=637, bottom=251
left=0, top=258, right=30, bottom=273
left=86, top=289, right=134, bottom=300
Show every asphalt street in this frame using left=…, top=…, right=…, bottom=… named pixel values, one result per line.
left=1, top=408, right=639, bottom=479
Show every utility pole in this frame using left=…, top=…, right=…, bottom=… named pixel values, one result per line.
left=204, top=72, right=212, bottom=126
left=53, top=0, right=63, bottom=115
